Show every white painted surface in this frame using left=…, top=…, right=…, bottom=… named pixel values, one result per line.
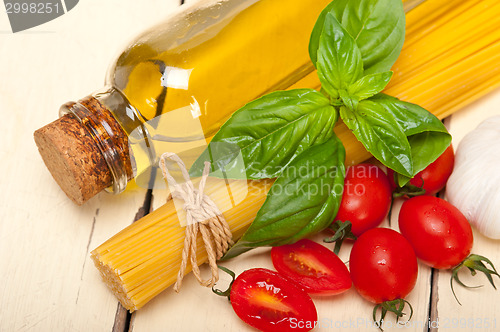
left=1, top=0, right=499, bottom=331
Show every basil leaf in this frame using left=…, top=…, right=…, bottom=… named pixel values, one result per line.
left=309, top=0, right=338, bottom=66
left=339, top=89, right=359, bottom=111
left=369, top=94, right=449, bottom=137
left=316, top=13, right=363, bottom=99
left=310, top=0, right=405, bottom=75
left=348, top=71, right=393, bottom=100
left=395, top=133, right=451, bottom=187
left=341, top=100, right=413, bottom=177
left=189, top=89, right=337, bottom=179
left=369, top=93, right=452, bottom=185
left=223, top=135, right=346, bottom=260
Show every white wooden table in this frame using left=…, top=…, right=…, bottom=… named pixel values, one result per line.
left=1, top=1, right=499, bottom=331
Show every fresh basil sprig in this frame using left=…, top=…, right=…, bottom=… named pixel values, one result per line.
left=191, top=0, right=451, bottom=258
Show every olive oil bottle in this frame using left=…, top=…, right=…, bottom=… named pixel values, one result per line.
left=34, top=0, right=331, bottom=204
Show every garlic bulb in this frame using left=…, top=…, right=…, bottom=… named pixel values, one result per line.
left=446, top=115, right=500, bottom=239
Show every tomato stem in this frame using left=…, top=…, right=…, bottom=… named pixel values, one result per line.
left=372, top=299, right=413, bottom=331
left=387, top=181, right=425, bottom=222
left=392, top=181, right=426, bottom=198
left=387, top=197, right=395, bottom=226
left=212, top=265, right=236, bottom=300
left=450, top=254, right=500, bottom=305
left=324, top=220, right=357, bottom=254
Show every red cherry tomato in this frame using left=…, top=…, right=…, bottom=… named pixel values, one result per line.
left=388, top=145, right=455, bottom=195
left=230, top=268, right=317, bottom=332
left=334, top=164, right=392, bottom=236
left=398, top=196, right=473, bottom=269
left=349, top=228, right=418, bottom=304
left=271, top=239, right=351, bottom=296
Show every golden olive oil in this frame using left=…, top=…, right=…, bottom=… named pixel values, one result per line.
left=104, top=0, right=332, bottom=187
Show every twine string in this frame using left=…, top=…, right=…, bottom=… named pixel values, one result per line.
left=159, top=152, right=233, bottom=292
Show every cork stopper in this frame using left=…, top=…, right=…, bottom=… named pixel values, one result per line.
left=34, top=95, right=133, bottom=205
left=34, top=114, right=113, bottom=205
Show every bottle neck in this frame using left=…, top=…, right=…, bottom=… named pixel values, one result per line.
left=59, top=89, right=134, bottom=194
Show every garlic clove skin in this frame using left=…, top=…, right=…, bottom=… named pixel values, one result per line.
left=446, top=115, right=500, bottom=240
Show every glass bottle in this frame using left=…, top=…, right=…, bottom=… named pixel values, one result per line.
left=34, top=0, right=332, bottom=205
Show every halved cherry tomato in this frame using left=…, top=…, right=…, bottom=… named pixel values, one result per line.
left=388, top=145, right=455, bottom=196
left=349, top=228, right=418, bottom=304
left=334, top=164, right=392, bottom=236
left=398, top=196, right=473, bottom=269
left=230, top=268, right=317, bottom=332
left=271, top=239, right=351, bottom=295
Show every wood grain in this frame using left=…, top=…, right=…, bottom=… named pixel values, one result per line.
left=0, top=1, right=180, bottom=331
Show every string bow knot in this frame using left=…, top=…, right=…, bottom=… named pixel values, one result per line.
left=159, top=152, right=233, bottom=292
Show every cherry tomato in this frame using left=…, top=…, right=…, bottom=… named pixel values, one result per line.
left=388, top=145, right=455, bottom=195
left=398, top=196, right=473, bottom=269
left=349, top=228, right=418, bottom=303
left=334, top=164, right=392, bottom=236
left=230, top=268, right=317, bottom=332
left=271, top=239, right=351, bottom=295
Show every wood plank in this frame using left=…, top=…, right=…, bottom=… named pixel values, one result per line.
left=430, top=88, right=500, bottom=332
left=0, top=1, right=180, bottom=331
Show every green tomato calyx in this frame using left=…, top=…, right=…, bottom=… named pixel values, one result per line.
left=450, top=254, right=500, bottom=305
